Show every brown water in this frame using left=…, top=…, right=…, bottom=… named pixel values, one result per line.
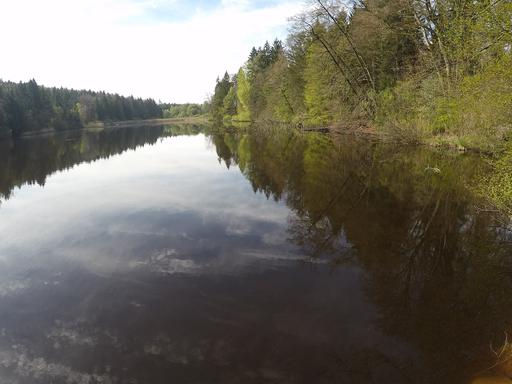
left=0, top=124, right=511, bottom=384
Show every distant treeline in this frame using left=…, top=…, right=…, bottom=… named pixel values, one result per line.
left=0, top=79, right=163, bottom=137
left=161, top=103, right=209, bottom=118
left=210, top=0, right=512, bottom=152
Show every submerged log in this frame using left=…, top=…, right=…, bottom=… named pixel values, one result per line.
left=295, top=122, right=330, bottom=133
left=303, top=127, right=330, bottom=133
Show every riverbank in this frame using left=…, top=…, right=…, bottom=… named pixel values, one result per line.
left=12, top=116, right=209, bottom=139
left=85, top=116, right=208, bottom=129
left=232, top=118, right=507, bottom=156
left=209, top=0, right=511, bottom=161
left=225, top=118, right=512, bottom=217
left=330, top=121, right=512, bottom=216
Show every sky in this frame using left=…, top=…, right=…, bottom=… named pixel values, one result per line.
left=0, top=0, right=304, bottom=103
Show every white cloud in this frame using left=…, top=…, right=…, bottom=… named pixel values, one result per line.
left=0, top=0, right=303, bottom=103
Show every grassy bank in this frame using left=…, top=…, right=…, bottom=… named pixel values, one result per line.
left=477, top=149, right=512, bottom=216
left=373, top=55, right=512, bottom=154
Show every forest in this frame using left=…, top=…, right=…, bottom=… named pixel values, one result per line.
left=0, top=79, right=163, bottom=138
left=161, top=103, right=209, bottom=119
left=210, top=0, right=512, bottom=153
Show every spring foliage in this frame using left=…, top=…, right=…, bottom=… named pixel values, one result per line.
left=210, top=0, right=512, bottom=149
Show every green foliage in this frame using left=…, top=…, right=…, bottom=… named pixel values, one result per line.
left=375, top=52, right=512, bottom=150
left=210, top=40, right=289, bottom=123
left=303, top=41, right=341, bottom=125
left=0, top=79, right=163, bottom=137
left=223, top=86, right=237, bottom=117
left=209, top=0, right=512, bottom=155
left=267, top=55, right=297, bottom=122
left=452, top=55, right=512, bottom=151
left=210, top=0, right=426, bottom=125
left=483, top=148, right=512, bottom=215
left=235, top=68, right=251, bottom=121
left=210, top=72, right=233, bottom=121
left=161, top=103, right=208, bottom=118
left=374, top=78, right=433, bottom=143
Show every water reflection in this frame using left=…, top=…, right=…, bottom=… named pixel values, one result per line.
left=0, top=124, right=204, bottom=203
left=0, top=124, right=511, bottom=383
left=212, top=126, right=512, bottom=382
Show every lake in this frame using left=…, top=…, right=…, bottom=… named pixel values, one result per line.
left=0, top=124, right=511, bottom=384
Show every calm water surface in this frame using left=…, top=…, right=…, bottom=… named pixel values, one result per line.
left=0, top=124, right=511, bottom=384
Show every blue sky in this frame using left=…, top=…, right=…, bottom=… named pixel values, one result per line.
left=0, top=0, right=303, bottom=103
left=136, top=0, right=291, bottom=22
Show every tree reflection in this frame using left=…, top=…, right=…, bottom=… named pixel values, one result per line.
left=0, top=124, right=204, bottom=204
left=211, top=125, right=512, bottom=383
left=2, top=124, right=512, bottom=382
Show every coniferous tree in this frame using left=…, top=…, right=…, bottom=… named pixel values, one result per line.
left=0, top=79, right=164, bottom=138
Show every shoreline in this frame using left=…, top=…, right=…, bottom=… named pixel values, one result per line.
left=8, top=116, right=209, bottom=140
left=230, top=118, right=505, bottom=157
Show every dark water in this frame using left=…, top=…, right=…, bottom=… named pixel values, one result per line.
left=0, top=124, right=511, bottom=384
